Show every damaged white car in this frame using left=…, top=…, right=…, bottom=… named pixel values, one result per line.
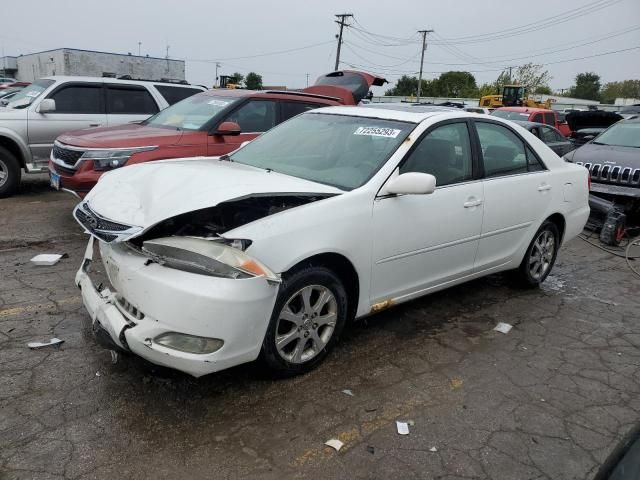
left=74, top=105, right=590, bottom=377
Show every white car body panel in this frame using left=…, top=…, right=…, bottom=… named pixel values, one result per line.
left=74, top=106, right=590, bottom=376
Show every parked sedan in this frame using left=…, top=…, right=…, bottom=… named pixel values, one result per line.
left=73, top=106, right=589, bottom=377
left=512, top=120, right=574, bottom=156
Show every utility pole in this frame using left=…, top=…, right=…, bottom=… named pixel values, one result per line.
left=306, top=73, right=310, bottom=87
left=165, top=45, right=170, bottom=59
left=334, top=13, right=353, bottom=71
left=215, top=62, right=221, bottom=87
left=416, top=29, right=434, bottom=103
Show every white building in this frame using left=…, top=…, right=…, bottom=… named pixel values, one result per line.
left=0, top=48, right=185, bottom=82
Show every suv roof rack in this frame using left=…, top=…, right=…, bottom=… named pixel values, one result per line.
left=262, top=90, right=341, bottom=102
left=111, top=75, right=191, bottom=85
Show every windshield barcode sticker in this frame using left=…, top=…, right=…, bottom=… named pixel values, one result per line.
left=354, top=126, right=401, bottom=138
left=208, top=99, right=230, bottom=107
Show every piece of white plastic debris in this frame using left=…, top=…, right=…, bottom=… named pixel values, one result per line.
left=494, top=322, right=513, bottom=334
left=325, top=439, right=344, bottom=452
left=407, top=420, right=415, bottom=426
left=341, top=389, right=354, bottom=396
left=30, top=254, right=64, bottom=266
left=429, top=446, right=438, bottom=452
left=95, top=372, right=101, bottom=377
left=27, top=338, right=64, bottom=349
left=396, top=421, right=410, bottom=435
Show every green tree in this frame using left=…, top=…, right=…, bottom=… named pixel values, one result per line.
left=229, top=72, right=244, bottom=86
left=385, top=75, right=418, bottom=96
left=600, top=80, right=640, bottom=104
left=510, top=63, right=552, bottom=93
left=569, top=72, right=601, bottom=101
left=533, top=85, right=552, bottom=95
left=245, top=72, right=263, bottom=90
left=433, top=71, right=478, bottom=97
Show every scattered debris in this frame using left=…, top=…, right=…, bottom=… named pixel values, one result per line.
left=110, top=350, right=119, bottom=364
left=325, top=439, right=344, bottom=452
left=540, top=398, right=546, bottom=402
left=7, top=328, right=15, bottom=333
left=366, top=445, right=375, bottom=455
left=494, top=322, right=513, bottom=334
left=429, top=446, right=438, bottom=452
left=450, top=378, right=464, bottom=389
left=95, top=372, right=101, bottom=377
left=341, top=389, right=354, bottom=397
left=27, top=338, right=64, bottom=349
left=364, top=406, right=377, bottom=412
left=396, top=421, right=410, bottom=435
left=407, top=420, right=415, bottom=426
left=30, top=253, right=67, bottom=266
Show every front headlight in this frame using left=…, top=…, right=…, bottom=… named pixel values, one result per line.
left=142, top=236, right=279, bottom=281
left=82, top=146, right=157, bottom=171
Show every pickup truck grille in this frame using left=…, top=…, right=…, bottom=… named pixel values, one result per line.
left=575, top=162, right=640, bottom=187
left=52, top=144, right=84, bottom=167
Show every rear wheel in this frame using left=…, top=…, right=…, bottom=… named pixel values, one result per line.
left=514, top=220, right=559, bottom=288
left=0, top=146, right=20, bottom=198
left=260, top=266, right=348, bottom=376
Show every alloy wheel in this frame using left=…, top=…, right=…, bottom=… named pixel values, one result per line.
left=0, top=159, right=7, bottom=188
left=275, top=284, right=337, bottom=364
left=529, top=230, right=555, bottom=280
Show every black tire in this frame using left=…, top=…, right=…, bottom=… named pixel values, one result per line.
left=259, top=266, right=348, bottom=377
left=514, top=220, right=560, bottom=288
left=0, top=146, right=21, bottom=198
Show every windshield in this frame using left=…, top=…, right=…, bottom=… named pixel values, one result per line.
left=230, top=112, right=414, bottom=190
left=5, top=79, right=54, bottom=109
left=592, top=122, right=640, bottom=148
left=144, top=94, right=239, bottom=131
left=491, top=110, right=531, bottom=120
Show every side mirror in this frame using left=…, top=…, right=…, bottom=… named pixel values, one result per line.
left=38, top=98, right=56, bottom=113
left=583, top=135, right=595, bottom=141
left=213, top=121, right=241, bottom=136
left=383, top=172, right=436, bottom=196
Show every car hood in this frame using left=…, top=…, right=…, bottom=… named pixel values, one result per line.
left=566, top=111, right=622, bottom=132
left=84, top=158, right=343, bottom=231
left=566, top=142, right=639, bottom=168
left=0, top=106, right=27, bottom=119
left=57, top=124, right=184, bottom=148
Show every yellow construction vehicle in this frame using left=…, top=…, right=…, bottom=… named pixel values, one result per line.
left=479, top=85, right=552, bottom=109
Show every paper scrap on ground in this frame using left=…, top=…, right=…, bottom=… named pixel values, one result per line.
left=396, top=421, right=410, bottom=435
left=30, top=254, right=65, bottom=266
left=324, top=439, right=344, bottom=452
left=429, top=446, right=438, bottom=452
left=494, top=322, right=513, bottom=334
left=28, top=338, right=64, bottom=349
left=341, top=389, right=354, bottom=396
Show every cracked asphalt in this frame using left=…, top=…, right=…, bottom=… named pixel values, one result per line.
left=1, top=176, right=639, bottom=479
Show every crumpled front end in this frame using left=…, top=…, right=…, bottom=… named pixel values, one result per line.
left=76, top=236, right=279, bottom=377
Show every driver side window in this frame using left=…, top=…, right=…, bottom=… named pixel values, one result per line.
left=223, top=100, right=276, bottom=133
left=399, top=122, right=473, bottom=187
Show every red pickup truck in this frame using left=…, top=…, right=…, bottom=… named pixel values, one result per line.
left=49, top=70, right=386, bottom=198
left=491, top=107, right=571, bottom=137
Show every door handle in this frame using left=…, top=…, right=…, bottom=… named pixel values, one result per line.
left=89, top=123, right=101, bottom=127
left=537, top=184, right=552, bottom=192
left=463, top=198, right=483, bottom=208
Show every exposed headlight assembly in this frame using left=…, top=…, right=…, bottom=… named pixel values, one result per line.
left=82, top=146, right=157, bottom=170
left=142, top=236, right=279, bottom=282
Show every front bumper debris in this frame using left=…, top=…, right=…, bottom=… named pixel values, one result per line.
left=76, top=236, right=279, bottom=377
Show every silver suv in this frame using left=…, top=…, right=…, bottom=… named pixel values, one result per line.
left=0, top=76, right=205, bottom=197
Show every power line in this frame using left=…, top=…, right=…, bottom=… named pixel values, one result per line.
left=185, top=40, right=335, bottom=63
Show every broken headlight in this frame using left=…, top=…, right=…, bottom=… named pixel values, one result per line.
left=142, top=236, right=278, bottom=281
left=82, top=146, right=157, bottom=171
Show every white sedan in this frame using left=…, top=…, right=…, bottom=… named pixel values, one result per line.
left=73, top=105, right=590, bottom=377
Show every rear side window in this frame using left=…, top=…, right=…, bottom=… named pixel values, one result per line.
left=106, top=86, right=158, bottom=115
left=223, top=100, right=277, bottom=133
left=543, top=113, right=556, bottom=126
left=49, top=85, right=104, bottom=114
left=540, top=126, right=563, bottom=143
left=476, top=122, right=528, bottom=177
left=531, top=113, right=543, bottom=123
left=280, top=102, right=324, bottom=122
left=155, top=85, right=203, bottom=105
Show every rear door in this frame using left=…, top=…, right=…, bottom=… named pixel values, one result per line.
left=106, top=85, right=159, bottom=127
left=473, top=120, right=552, bottom=272
left=27, top=82, right=107, bottom=163
left=207, top=99, right=277, bottom=155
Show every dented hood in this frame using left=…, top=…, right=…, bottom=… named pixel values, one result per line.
left=84, top=158, right=343, bottom=230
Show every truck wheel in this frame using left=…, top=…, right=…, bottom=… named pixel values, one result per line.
left=0, top=146, right=20, bottom=198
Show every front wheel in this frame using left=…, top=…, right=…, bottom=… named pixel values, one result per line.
left=0, top=146, right=21, bottom=198
left=514, top=220, right=560, bottom=288
left=260, top=266, right=348, bottom=376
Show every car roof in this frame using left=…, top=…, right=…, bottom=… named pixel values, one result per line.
left=311, top=105, right=475, bottom=123
left=497, top=106, right=553, bottom=113
left=41, top=76, right=203, bottom=88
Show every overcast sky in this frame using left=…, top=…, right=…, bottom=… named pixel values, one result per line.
left=2, top=0, right=639, bottom=94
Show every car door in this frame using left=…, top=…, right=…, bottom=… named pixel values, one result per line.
left=27, top=83, right=107, bottom=163
left=473, top=120, right=552, bottom=272
left=540, top=125, right=571, bottom=156
left=105, top=85, right=159, bottom=126
left=207, top=99, right=277, bottom=155
left=370, top=120, right=484, bottom=303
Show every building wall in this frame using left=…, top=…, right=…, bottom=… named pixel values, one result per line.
left=9, top=49, right=185, bottom=82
